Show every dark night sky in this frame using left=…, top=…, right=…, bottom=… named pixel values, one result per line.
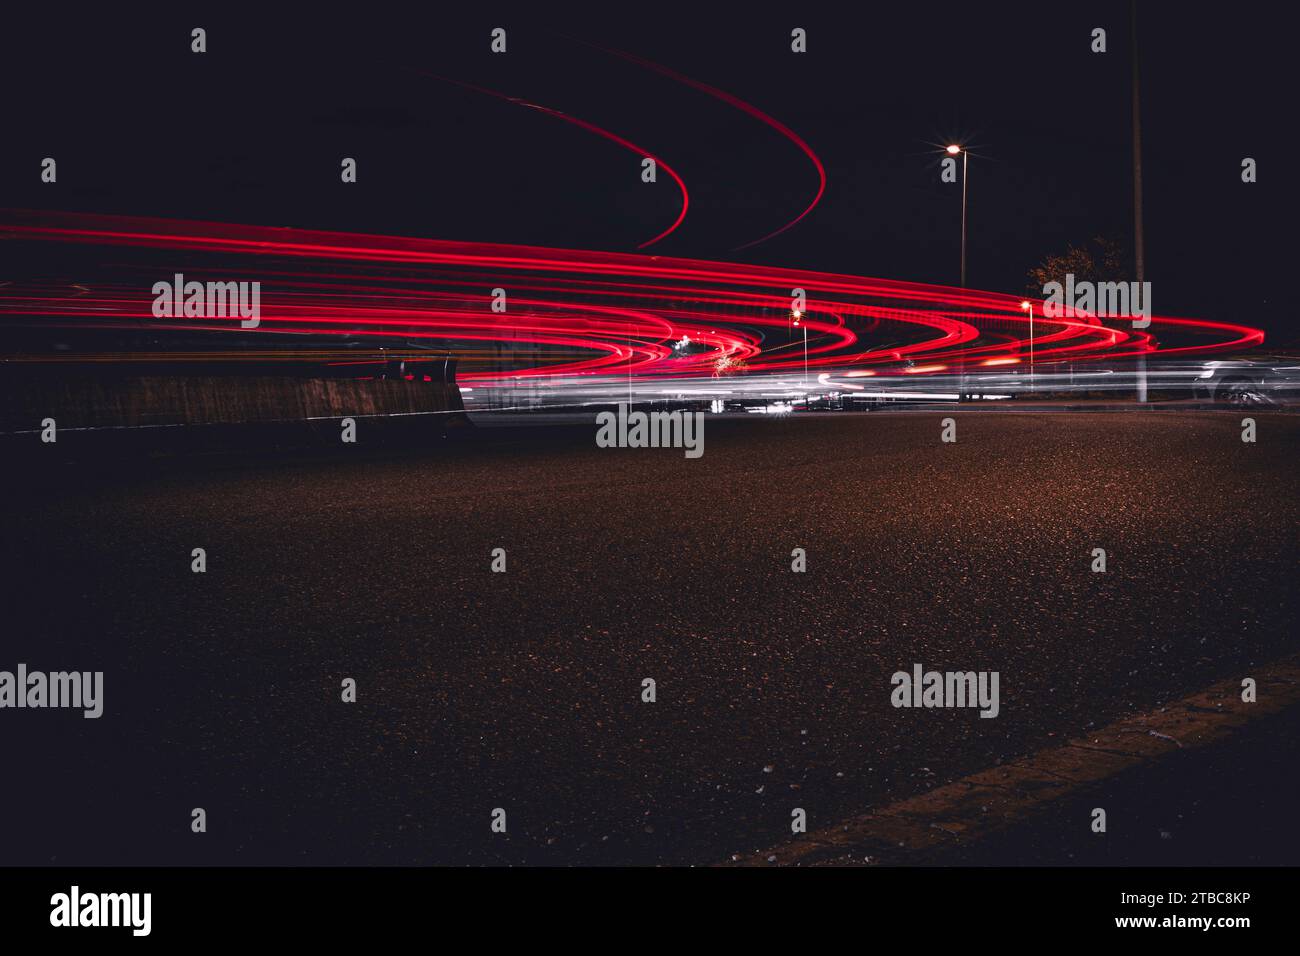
left=0, top=3, right=1291, bottom=338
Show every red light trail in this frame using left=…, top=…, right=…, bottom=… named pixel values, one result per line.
left=416, top=72, right=690, bottom=250
left=573, top=40, right=827, bottom=250
left=0, top=211, right=1265, bottom=386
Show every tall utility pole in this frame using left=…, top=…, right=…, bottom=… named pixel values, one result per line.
left=1132, top=0, right=1148, bottom=402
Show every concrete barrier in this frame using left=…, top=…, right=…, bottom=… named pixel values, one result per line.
left=0, top=367, right=465, bottom=431
left=0, top=365, right=469, bottom=460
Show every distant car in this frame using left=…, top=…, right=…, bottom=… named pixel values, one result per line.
left=1192, top=359, right=1300, bottom=406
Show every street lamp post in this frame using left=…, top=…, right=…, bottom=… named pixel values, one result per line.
left=949, top=144, right=968, bottom=400
left=947, top=144, right=968, bottom=288
left=1021, top=300, right=1034, bottom=393
left=803, top=325, right=808, bottom=385
left=794, top=309, right=808, bottom=385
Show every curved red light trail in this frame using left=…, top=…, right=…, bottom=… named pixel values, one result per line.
left=576, top=40, right=827, bottom=250
left=419, top=72, right=689, bottom=250
left=0, top=211, right=1264, bottom=386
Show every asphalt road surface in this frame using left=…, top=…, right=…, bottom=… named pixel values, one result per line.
left=4, top=411, right=1297, bottom=865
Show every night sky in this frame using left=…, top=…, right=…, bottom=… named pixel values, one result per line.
left=1, top=3, right=1290, bottom=338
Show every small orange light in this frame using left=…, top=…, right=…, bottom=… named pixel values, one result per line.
left=946, top=144, right=961, bottom=155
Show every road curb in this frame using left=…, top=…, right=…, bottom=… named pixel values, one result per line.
left=729, top=654, right=1300, bottom=866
